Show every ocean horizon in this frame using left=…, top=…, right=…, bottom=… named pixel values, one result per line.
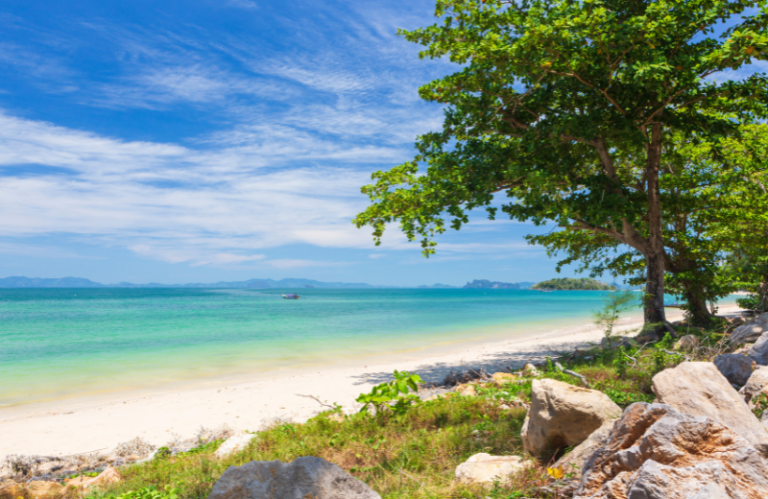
left=0, top=288, right=736, bottom=408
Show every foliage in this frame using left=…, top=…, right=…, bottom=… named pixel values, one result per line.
left=533, top=278, right=615, bottom=291
left=593, top=290, right=639, bottom=339
left=354, top=0, right=768, bottom=335
left=356, top=371, right=424, bottom=416
left=96, top=486, right=179, bottom=499
left=753, top=393, right=768, bottom=420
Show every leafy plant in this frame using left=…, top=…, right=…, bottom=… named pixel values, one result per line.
left=356, top=370, right=423, bottom=416
left=753, top=393, right=768, bottom=420
left=603, top=388, right=654, bottom=408
left=98, top=486, right=179, bottom=499
left=594, top=291, right=638, bottom=340
left=613, top=350, right=629, bottom=378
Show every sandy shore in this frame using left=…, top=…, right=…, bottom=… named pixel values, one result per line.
left=0, top=305, right=743, bottom=457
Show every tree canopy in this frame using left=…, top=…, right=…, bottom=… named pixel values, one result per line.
left=355, top=0, right=768, bottom=336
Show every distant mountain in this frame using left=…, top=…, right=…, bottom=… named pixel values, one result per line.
left=0, top=276, right=105, bottom=288
left=463, top=279, right=523, bottom=289
left=532, top=278, right=615, bottom=291
left=0, top=276, right=392, bottom=289
left=417, top=283, right=458, bottom=289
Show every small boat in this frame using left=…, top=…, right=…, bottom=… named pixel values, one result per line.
left=282, top=293, right=300, bottom=300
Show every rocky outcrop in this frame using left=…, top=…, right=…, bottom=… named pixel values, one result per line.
left=731, top=312, right=768, bottom=345
left=742, top=366, right=768, bottom=401
left=66, top=466, right=122, bottom=492
left=491, top=372, right=516, bottom=387
left=714, top=353, right=754, bottom=386
left=574, top=403, right=768, bottom=499
left=673, top=334, right=699, bottom=352
left=26, top=481, right=64, bottom=498
left=552, top=419, right=615, bottom=479
left=521, top=379, right=621, bottom=457
left=207, top=456, right=380, bottom=499
left=214, top=431, right=257, bottom=458
left=454, top=453, right=529, bottom=484
left=750, top=331, right=768, bottom=365
left=652, top=361, right=768, bottom=456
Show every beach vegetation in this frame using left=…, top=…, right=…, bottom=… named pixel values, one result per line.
left=355, top=370, right=423, bottom=416
left=532, top=278, right=614, bottom=292
left=592, top=290, right=638, bottom=340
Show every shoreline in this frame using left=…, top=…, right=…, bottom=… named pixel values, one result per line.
left=0, top=304, right=743, bottom=457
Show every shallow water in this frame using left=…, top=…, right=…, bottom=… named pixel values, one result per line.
left=0, top=288, right=721, bottom=406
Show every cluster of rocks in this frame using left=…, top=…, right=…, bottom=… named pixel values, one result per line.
left=0, top=426, right=237, bottom=498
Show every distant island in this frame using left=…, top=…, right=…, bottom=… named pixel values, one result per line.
left=0, top=276, right=395, bottom=290
left=417, top=283, right=458, bottom=289
left=462, top=279, right=535, bottom=290
left=532, top=278, right=616, bottom=291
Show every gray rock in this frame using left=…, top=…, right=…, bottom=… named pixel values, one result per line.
left=741, top=366, right=768, bottom=400
left=207, top=456, right=380, bottom=499
left=652, top=362, right=768, bottom=457
left=714, top=353, right=755, bottom=386
left=521, top=379, right=621, bottom=457
left=454, top=453, right=530, bottom=484
left=750, top=331, right=768, bottom=365
left=574, top=403, right=768, bottom=499
left=553, top=419, right=615, bottom=479
left=730, top=312, right=768, bottom=345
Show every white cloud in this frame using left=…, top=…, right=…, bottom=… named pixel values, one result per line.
left=266, top=259, right=347, bottom=269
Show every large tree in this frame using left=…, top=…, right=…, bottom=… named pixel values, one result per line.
left=355, top=0, right=768, bottom=336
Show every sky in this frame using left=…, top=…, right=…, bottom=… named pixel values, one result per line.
left=0, top=1, right=761, bottom=287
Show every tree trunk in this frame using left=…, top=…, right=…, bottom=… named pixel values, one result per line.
left=644, top=121, right=667, bottom=339
left=682, top=283, right=714, bottom=328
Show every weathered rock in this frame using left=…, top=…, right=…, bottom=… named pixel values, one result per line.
left=674, top=334, right=699, bottom=353
left=552, top=419, right=616, bottom=479
left=750, top=330, right=768, bottom=365
left=455, top=384, right=476, bottom=396
left=207, top=456, right=380, bottom=499
left=652, top=361, right=768, bottom=456
left=454, top=453, right=529, bottom=484
left=741, top=366, right=768, bottom=401
left=574, top=403, right=768, bottom=499
left=714, top=353, right=755, bottom=386
left=65, top=466, right=121, bottom=492
left=26, top=481, right=64, bottom=498
left=0, top=481, right=23, bottom=499
left=521, top=379, right=622, bottom=457
left=521, top=363, right=539, bottom=376
left=600, top=336, right=633, bottom=349
left=214, top=431, right=257, bottom=458
left=731, top=312, right=768, bottom=345
left=491, top=372, right=516, bottom=387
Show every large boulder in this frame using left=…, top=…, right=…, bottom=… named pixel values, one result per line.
left=750, top=331, right=768, bottom=365
left=454, top=453, right=529, bottom=484
left=574, top=403, right=768, bottom=499
left=214, top=431, right=257, bottom=458
left=714, top=353, right=755, bottom=386
left=207, top=456, right=380, bottom=499
left=741, top=366, right=768, bottom=401
left=26, top=481, right=64, bottom=498
left=552, top=419, right=616, bottom=479
left=652, top=361, right=768, bottom=456
left=521, top=379, right=621, bottom=457
left=730, top=312, right=768, bottom=345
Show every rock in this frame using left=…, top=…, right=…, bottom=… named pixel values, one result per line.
left=674, top=334, right=699, bottom=352
left=600, top=336, right=632, bottom=349
left=714, top=353, right=755, bottom=386
left=26, top=481, right=64, bottom=498
left=741, top=366, right=768, bottom=400
left=521, top=363, right=539, bottom=376
left=455, top=384, right=477, bottom=396
left=652, top=361, right=768, bottom=456
left=66, top=466, right=122, bottom=492
left=552, top=419, right=616, bottom=479
left=498, top=404, right=511, bottom=410
left=207, top=456, right=380, bottom=499
left=520, top=379, right=622, bottom=457
left=750, top=330, right=768, bottom=365
left=454, top=453, right=529, bottom=484
left=491, top=372, right=516, bottom=386
left=214, top=431, right=257, bottom=458
left=731, top=313, right=768, bottom=345
left=574, top=403, right=768, bottom=499
left=0, top=481, right=23, bottom=499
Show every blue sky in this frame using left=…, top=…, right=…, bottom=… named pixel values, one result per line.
left=0, top=1, right=760, bottom=286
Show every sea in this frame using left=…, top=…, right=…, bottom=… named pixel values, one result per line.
left=0, top=288, right=736, bottom=407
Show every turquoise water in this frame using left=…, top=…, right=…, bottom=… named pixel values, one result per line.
left=0, top=288, right=656, bottom=406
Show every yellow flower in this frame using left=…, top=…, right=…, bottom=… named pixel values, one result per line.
left=547, top=467, right=564, bottom=479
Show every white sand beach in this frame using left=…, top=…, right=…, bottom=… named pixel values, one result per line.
left=0, top=305, right=743, bottom=457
